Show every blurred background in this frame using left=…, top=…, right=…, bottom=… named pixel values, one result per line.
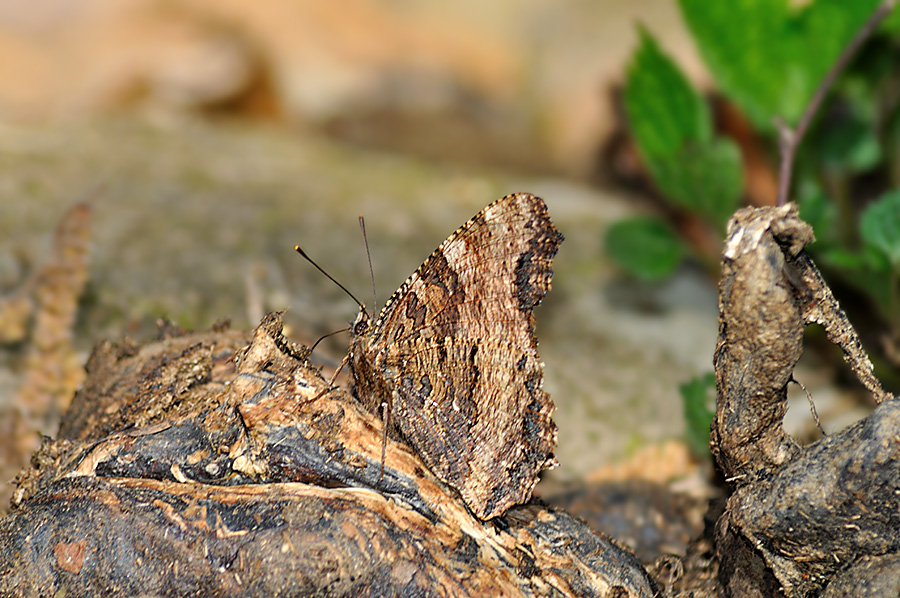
left=0, top=0, right=895, bottom=553
left=0, top=0, right=704, bottom=174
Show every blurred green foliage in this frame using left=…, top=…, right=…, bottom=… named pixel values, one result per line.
left=609, top=0, right=897, bottom=286
left=605, top=216, right=685, bottom=281
left=610, top=0, right=900, bottom=452
left=812, top=190, right=900, bottom=330
left=679, top=373, right=716, bottom=460
left=609, top=30, right=742, bottom=279
left=623, top=30, right=744, bottom=227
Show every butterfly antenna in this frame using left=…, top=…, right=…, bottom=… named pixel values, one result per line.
left=294, top=245, right=365, bottom=311
left=358, top=216, right=378, bottom=314
left=309, top=326, right=350, bottom=353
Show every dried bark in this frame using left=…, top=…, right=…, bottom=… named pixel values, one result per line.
left=1, top=313, right=657, bottom=597
left=712, top=204, right=900, bottom=598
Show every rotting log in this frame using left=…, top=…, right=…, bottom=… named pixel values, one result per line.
left=1, top=313, right=657, bottom=597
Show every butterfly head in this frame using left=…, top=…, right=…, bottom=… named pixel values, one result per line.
left=351, top=306, right=371, bottom=338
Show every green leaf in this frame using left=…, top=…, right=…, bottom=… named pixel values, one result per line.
left=605, top=216, right=686, bottom=281
left=624, top=29, right=743, bottom=227
left=646, top=138, right=744, bottom=227
left=860, top=190, right=900, bottom=267
left=678, top=0, right=790, bottom=126
left=624, top=28, right=711, bottom=160
left=678, top=0, right=881, bottom=129
left=679, top=372, right=716, bottom=459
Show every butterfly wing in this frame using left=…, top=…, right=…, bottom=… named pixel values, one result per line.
left=376, top=336, right=557, bottom=520
left=366, top=192, right=562, bottom=519
left=370, top=193, right=562, bottom=350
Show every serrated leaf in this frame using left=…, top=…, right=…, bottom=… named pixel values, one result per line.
left=678, top=0, right=881, bottom=129
left=679, top=372, right=716, bottom=459
left=624, top=28, right=711, bottom=160
left=860, top=190, right=900, bottom=267
left=605, top=216, right=686, bottom=281
left=624, top=30, right=742, bottom=227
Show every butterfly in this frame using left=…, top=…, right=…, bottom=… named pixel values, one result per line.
left=349, top=192, right=562, bottom=520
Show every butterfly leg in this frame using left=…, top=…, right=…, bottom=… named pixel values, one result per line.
left=300, top=353, right=350, bottom=406
left=378, top=397, right=391, bottom=481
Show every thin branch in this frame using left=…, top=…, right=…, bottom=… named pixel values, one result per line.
left=776, top=0, right=897, bottom=207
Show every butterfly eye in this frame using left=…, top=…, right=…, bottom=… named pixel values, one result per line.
left=354, top=320, right=369, bottom=335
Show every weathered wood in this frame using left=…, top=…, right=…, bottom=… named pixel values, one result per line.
left=713, top=204, right=900, bottom=598
left=1, top=313, right=657, bottom=597
left=711, top=204, right=809, bottom=482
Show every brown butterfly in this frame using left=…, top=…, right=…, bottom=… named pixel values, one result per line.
left=349, top=192, right=562, bottom=520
